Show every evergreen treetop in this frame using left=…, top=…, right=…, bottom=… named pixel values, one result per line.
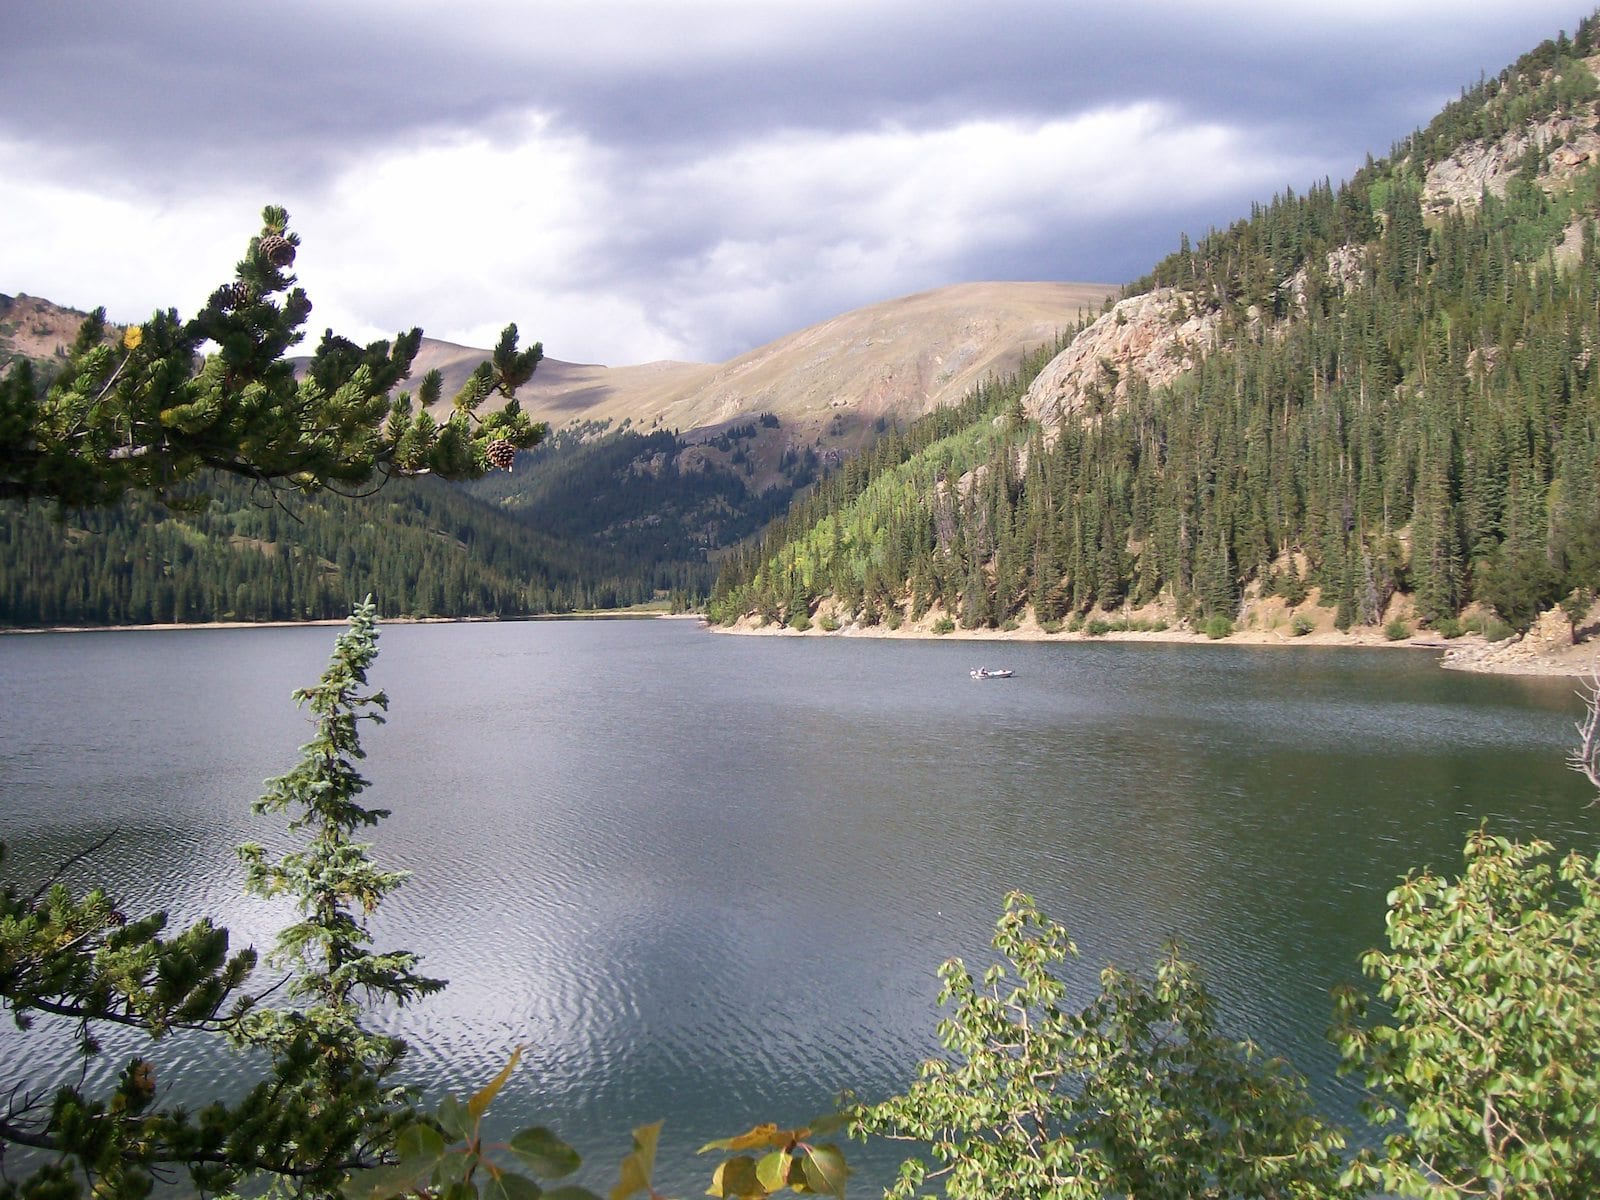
left=0, top=206, right=546, bottom=510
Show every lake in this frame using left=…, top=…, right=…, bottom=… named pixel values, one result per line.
left=2, top=618, right=1596, bottom=1194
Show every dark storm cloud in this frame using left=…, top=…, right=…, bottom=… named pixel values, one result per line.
left=12, top=3, right=1574, bottom=172
left=2, top=2, right=1587, bottom=363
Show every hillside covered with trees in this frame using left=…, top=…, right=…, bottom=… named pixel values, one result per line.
left=711, top=21, right=1600, bottom=641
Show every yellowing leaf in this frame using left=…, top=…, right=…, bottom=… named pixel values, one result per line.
left=468, top=1045, right=524, bottom=1121
left=698, top=1123, right=784, bottom=1154
left=610, top=1122, right=662, bottom=1200
left=706, top=1156, right=761, bottom=1198
left=123, top=326, right=143, bottom=350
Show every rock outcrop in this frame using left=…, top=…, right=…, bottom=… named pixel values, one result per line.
left=1422, top=55, right=1600, bottom=217
left=1021, top=288, right=1219, bottom=428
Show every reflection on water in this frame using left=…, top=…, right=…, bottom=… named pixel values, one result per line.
left=3, top=621, right=1596, bottom=1193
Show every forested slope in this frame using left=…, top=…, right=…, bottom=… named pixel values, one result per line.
left=0, top=473, right=653, bottom=625
left=710, top=21, right=1600, bottom=636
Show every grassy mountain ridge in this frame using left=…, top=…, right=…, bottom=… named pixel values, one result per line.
left=710, top=15, right=1600, bottom=641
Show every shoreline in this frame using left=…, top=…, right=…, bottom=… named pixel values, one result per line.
left=5, top=610, right=1591, bottom=678
left=708, top=613, right=1600, bottom=678
left=0, top=610, right=696, bottom=637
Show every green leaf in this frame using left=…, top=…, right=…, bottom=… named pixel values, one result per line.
left=610, top=1121, right=662, bottom=1200
left=706, top=1156, right=761, bottom=1198
left=438, top=1095, right=473, bottom=1141
left=798, top=1146, right=849, bottom=1198
left=397, top=1121, right=449, bottom=1164
left=509, top=1127, right=582, bottom=1180
left=344, top=1159, right=426, bottom=1200
left=469, top=1047, right=524, bottom=1121
left=804, top=1111, right=851, bottom=1139
left=483, top=1168, right=544, bottom=1200
left=755, top=1150, right=792, bottom=1192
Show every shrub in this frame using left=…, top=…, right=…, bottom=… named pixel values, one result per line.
left=931, top=616, right=955, bottom=635
left=817, top=615, right=840, bottom=632
left=788, top=612, right=812, bottom=632
left=1291, top=614, right=1316, bottom=637
left=1384, top=618, right=1411, bottom=641
left=1483, top=617, right=1514, bottom=642
left=859, top=894, right=1349, bottom=1200
left=1203, top=615, right=1234, bottom=639
left=1001, top=619, right=1020, bottom=632
left=885, top=607, right=903, bottom=631
left=1039, top=619, right=1064, bottom=634
left=1086, top=619, right=1111, bottom=637
left=1335, top=830, right=1600, bottom=1200
left=1432, top=616, right=1464, bottom=639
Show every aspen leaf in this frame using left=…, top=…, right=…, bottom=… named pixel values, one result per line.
left=611, top=1121, right=662, bottom=1200
left=395, top=1121, right=447, bottom=1165
left=706, top=1156, right=761, bottom=1198
left=437, top=1094, right=472, bottom=1141
left=755, top=1149, right=792, bottom=1192
left=469, top=1045, right=524, bottom=1120
left=798, top=1146, right=849, bottom=1198
left=698, top=1123, right=783, bottom=1153
left=509, top=1127, right=581, bottom=1179
left=483, top=1170, right=544, bottom=1200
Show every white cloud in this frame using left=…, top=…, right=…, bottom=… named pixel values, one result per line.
left=3, top=98, right=1321, bottom=366
left=605, top=102, right=1329, bottom=358
left=0, top=139, right=255, bottom=321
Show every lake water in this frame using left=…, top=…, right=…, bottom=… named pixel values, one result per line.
left=2, top=619, right=1596, bottom=1194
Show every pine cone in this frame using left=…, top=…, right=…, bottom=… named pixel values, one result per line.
left=225, top=282, right=257, bottom=309
left=485, top=439, right=517, bottom=471
left=259, top=234, right=296, bottom=268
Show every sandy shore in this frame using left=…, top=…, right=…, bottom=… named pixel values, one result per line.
left=711, top=609, right=1600, bottom=678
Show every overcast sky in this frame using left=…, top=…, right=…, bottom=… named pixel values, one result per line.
left=2, top=2, right=1586, bottom=365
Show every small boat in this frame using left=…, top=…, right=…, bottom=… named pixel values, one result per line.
left=970, top=667, right=1014, bottom=679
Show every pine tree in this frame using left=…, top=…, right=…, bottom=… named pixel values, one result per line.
left=1, top=207, right=545, bottom=511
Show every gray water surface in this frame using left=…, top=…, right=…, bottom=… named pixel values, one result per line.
left=3, top=620, right=1595, bottom=1193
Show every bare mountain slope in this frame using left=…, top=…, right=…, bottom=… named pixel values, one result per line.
left=419, top=281, right=1114, bottom=448
left=0, top=293, right=90, bottom=371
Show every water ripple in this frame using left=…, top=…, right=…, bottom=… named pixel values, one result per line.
left=4, top=623, right=1595, bottom=1196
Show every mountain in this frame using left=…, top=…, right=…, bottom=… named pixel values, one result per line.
left=414, top=283, right=1107, bottom=424
left=446, top=282, right=1110, bottom=582
left=709, top=19, right=1600, bottom=647
left=410, top=280, right=1110, bottom=485
left=0, top=274, right=1110, bottom=624
left=0, top=292, right=89, bottom=372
